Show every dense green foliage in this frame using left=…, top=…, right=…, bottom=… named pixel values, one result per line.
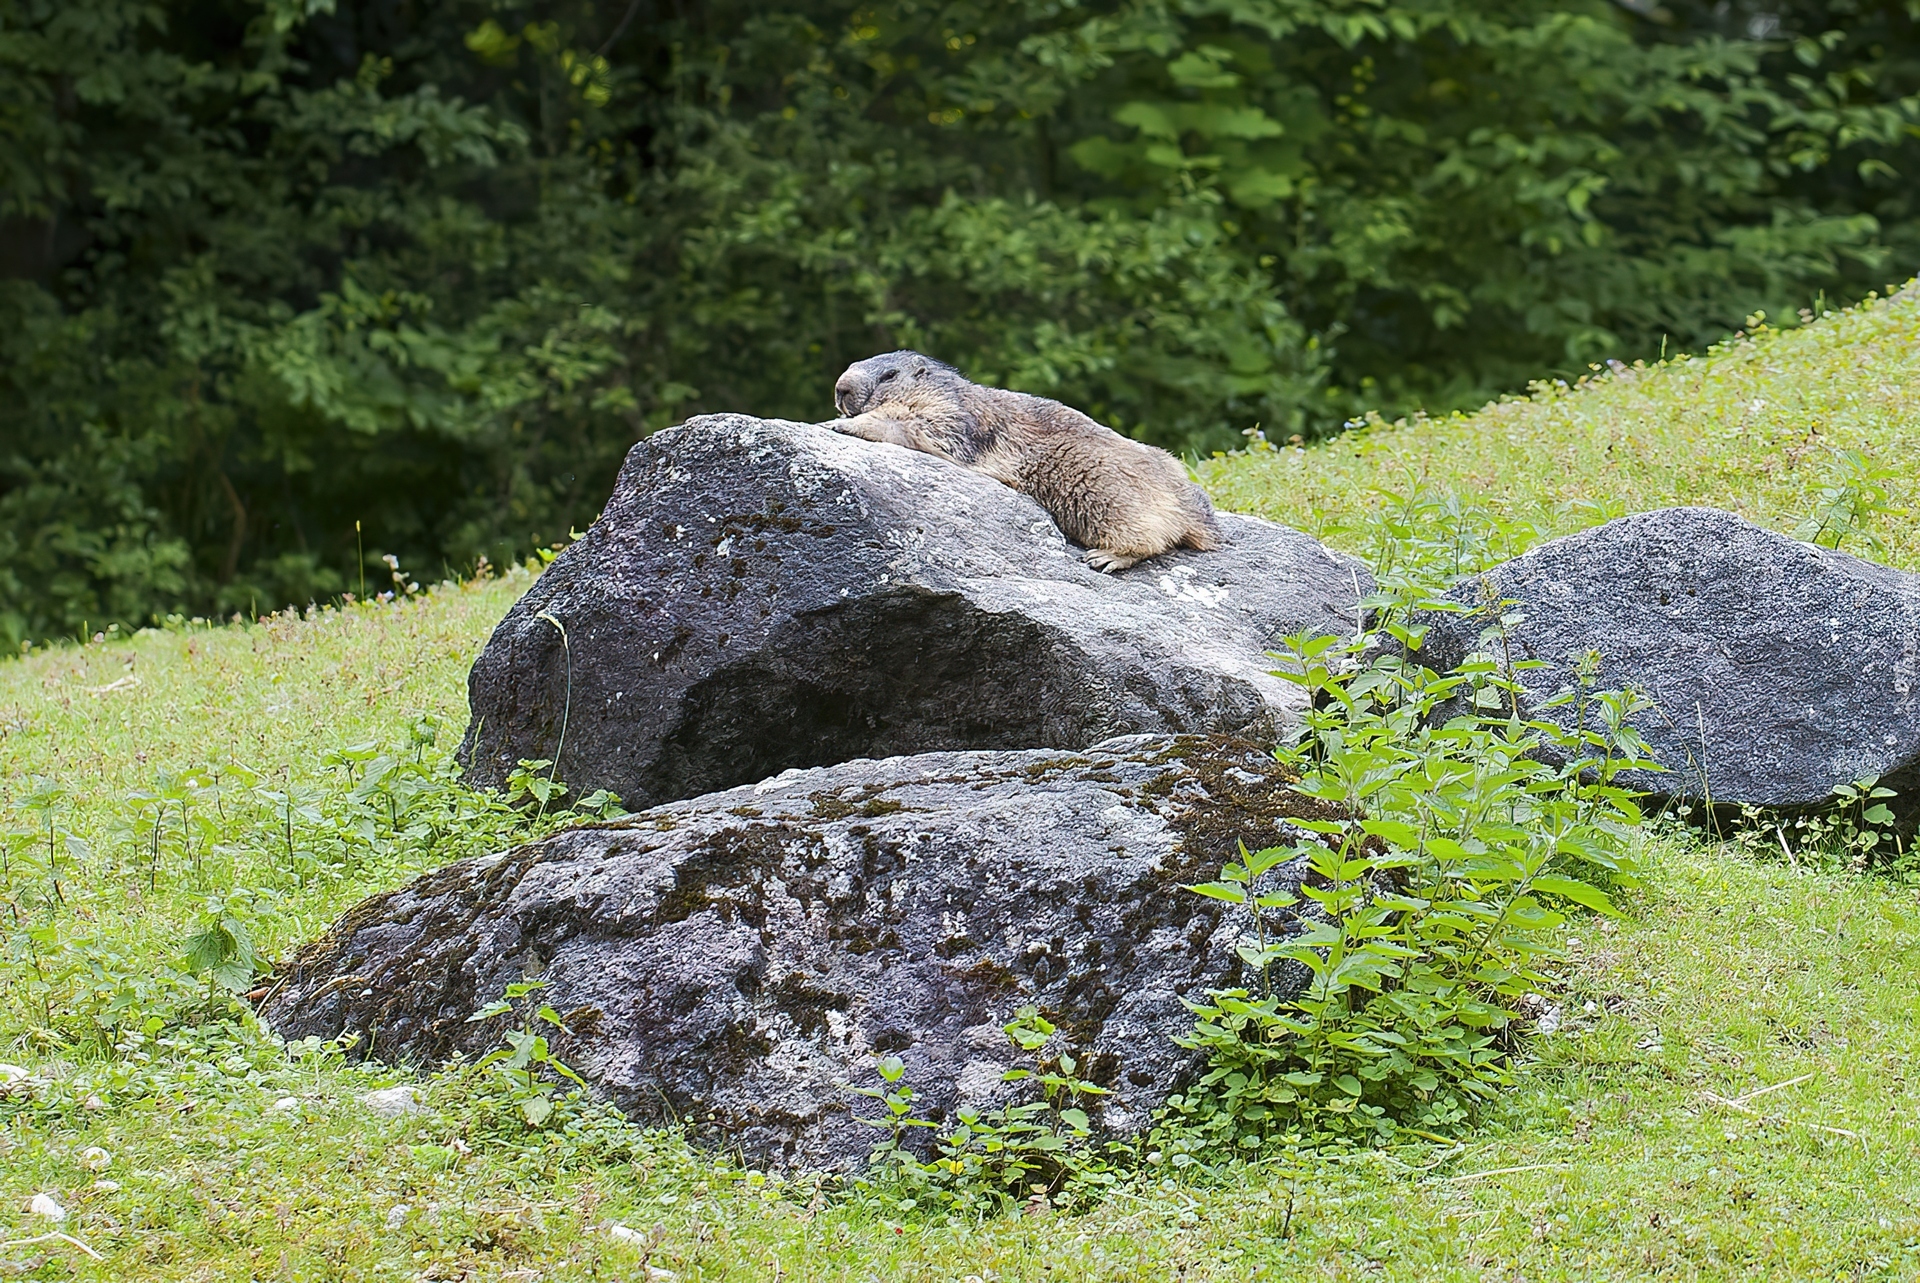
left=4, top=0, right=1918, bottom=640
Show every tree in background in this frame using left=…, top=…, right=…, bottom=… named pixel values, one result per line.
left=1, top=0, right=1915, bottom=641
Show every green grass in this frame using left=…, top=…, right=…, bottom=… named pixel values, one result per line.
left=4, top=289, right=1920, bottom=1280
left=1203, top=285, right=1920, bottom=570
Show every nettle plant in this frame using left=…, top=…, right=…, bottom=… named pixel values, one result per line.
left=1723, top=776, right=1911, bottom=877
left=463, top=979, right=589, bottom=1129
left=854, top=1006, right=1118, bottom=1221
left=1795, top=447, right=1907, bottom=559
left=1175, top=495, right=1657, bottom=1144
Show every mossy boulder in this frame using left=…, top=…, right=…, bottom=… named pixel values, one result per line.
left=266, top=734, right=1347, bottom=1172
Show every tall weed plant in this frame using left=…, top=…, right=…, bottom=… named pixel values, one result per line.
left=1174, top=494, right=1657, bottom=1145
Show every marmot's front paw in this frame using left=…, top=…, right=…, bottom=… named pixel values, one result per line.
left=1081, top=548, right=1141, bottom=574
left=828, top=415, right=892, bottom=444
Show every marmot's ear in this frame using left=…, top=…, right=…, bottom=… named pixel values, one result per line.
left=913, top=360, right=928, bottom=378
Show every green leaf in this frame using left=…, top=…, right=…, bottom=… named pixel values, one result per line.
left=1361, top=819, right=1420, bottom=847
left=1243, top=845, right=1294, bottom=877
left=1531, top=874, right=1620, bottom=917
left=181, top=928, right=229, bottom=975
left=211, top=960, right=255, bottom=994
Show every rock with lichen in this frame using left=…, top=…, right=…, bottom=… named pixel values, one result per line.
left=266, top=734, right=1349, bottom=1172
left=1415, top=507, right=1920, bottom=820
left=456, top=414, right=1368, bottom=810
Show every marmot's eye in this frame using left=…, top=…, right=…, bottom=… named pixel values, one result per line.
left=878, top=370, right=898, bottom=383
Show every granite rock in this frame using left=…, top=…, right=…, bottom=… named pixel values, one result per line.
left=457, top=415, right=1367, bottom=809
left=1416, top=507, right=1920, bottom=816
left=267, top=734, right=1344, bottom=1171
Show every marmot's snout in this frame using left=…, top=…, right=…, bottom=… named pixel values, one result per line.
left=833, top=370, right=862, bottom=417
left=835, top=352, right=926, bottom=417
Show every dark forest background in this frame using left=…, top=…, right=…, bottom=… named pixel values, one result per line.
left=2, top=0, right=1917, bottom=641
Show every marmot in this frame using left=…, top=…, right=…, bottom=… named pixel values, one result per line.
left=829, top=350, right=1223, bottom=572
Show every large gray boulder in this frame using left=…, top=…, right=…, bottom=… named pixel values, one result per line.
left=457, top=415, right=1367, bottom=809
left=1416, top=508, right=1920, bottom=814
left=265, top=734, right=1341, bottom=1172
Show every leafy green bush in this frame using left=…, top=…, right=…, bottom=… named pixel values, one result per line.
left=1173, top=629, right=1653, bottom=1145
left=854, top=1007, right=1120, bottom=1222
left=464, top=980, right=590, bottom=1130
left=1171, top=492, right=1656, bottom=1143
left=1794, top=447, right=1909, bottom=557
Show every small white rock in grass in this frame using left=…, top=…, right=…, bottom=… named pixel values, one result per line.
left=272, top=1096, right=300, bottom=1112
left=0, top=1064, right=39, bottom=1102
left=30, top=1193, right=67, bottom=1221
left=93, top=1180, right=121, bottom=1193
left=79, top=1146, right=111, bottom=1170
left=362, top=1085, right=423, bottom=1117
left=606, top=1228, right=676, bottom=1279
left=385, top=1204, right=410, bottom=1229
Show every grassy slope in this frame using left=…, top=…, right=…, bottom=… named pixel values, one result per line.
left=2, top=292, right=1919, bottom=1280
left=1203, top=286, right=1920, bottom=570
left=0, top=574, right=534, bottom=945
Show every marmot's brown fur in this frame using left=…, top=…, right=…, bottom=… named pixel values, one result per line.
left=829, top=351, right=1223, bottom=572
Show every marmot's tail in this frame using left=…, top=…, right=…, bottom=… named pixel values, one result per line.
left=1181, top=483, right=1225, bottom=551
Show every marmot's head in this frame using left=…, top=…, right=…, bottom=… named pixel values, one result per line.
left=833, top=350, right=957, bottom=416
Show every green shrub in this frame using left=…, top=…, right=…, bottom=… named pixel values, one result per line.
left=1172, top=494, right=1656, bottom=1144
left=1174, top=630, right=1652, bottom=1145
left=853, top=1006, right=1121, bottom=1223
